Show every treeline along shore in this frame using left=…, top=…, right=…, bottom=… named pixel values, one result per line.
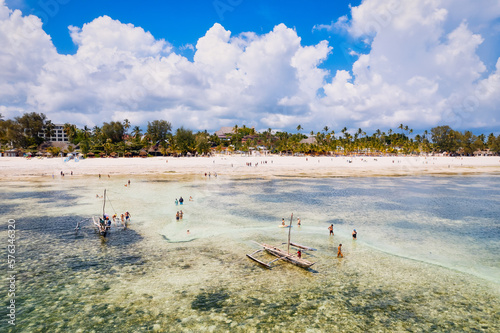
left=1, top=112, right=500, bottom=158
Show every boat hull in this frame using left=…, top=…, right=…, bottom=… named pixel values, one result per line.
left=92, top=216, right=108, bottom=237
left=261, top=243, right=314, bottom=269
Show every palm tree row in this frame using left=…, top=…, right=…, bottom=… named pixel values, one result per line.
left=1, top=113, right=499, bottom=156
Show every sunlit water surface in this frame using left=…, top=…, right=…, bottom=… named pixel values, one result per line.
left=1, top=173, right=499, bottom=332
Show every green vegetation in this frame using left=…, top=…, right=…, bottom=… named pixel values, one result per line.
left=0, top=113, right=499, bottom=157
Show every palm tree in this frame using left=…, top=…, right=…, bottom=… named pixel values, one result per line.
left=44, top=120, right=55, bottom=140
left=123, top=119, right=131, bottom=135
left=296, top=125, right=302, bottom=133
left=92, top=126, right=101, bottom=138
left=63, top=123, right=77, bottom=143
left=104, top=139, right=113, bottom=156
left=132, top=126, right=142, bottom=139
left=82, top=126, right=91, bottom=140
left=323, top=126, right=329, bottom=133
left=122, top=119, right=131, bottom=156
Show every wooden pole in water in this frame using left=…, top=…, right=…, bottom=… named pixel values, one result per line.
left=103, top=189, right=106, bottom=218
left=287, top=213, right=293, bottom=254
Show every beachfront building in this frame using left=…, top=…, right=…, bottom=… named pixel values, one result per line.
left=41, top=124, right=69, bottom=142
left=299, top=136, right=317, bottom=145
left=3, top=149, right=23, bottom=157
left=214, top=127, right=236, bottom=140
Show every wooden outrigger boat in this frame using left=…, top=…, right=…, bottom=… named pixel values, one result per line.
left=92, top=189, right=110, bottom=237
left=247, top=213, right=316, bottom=269
left=247, top=243, right=315, bottom=269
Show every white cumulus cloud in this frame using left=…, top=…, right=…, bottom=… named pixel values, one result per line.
left=0, top=0, right=499, bottom=133
left=317, top=0, right=500, bottom=131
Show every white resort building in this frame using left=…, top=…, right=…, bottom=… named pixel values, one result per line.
left=41, top=124, right=69, bottom=142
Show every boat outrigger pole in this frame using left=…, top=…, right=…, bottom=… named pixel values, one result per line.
left=287, top=213, right=293, bottom=254
left=103, top=189, right=106, bottom=218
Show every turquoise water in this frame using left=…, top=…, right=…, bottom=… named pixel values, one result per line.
left=1, top=174, right=499, bottom=332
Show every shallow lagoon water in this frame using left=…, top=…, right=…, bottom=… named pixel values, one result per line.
left=1, top=173, right=499, bottom=332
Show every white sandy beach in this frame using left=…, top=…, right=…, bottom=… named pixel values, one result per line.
left=1, top=155, right=499, bottom=178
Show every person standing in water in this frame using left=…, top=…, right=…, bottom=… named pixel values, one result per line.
left=337, top=244, right=343, bottom=258
left=328, top=224, right=334, bottom=236
left=297, top=250, right=302, bottom=258
left=297, top=217, right=301, bottom=226
left=352, top=229, right=357, bottom=239
left=282, top=218, right=286, bottom=226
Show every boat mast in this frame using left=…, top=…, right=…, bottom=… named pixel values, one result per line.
left=103, top=189, right=106, bottom=218
left=287, top=213, right=293, bottom=254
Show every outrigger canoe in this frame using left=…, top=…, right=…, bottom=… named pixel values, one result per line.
left=247, top=242, right=315, bottom=269
left=247, top=213, right=316, bottom=269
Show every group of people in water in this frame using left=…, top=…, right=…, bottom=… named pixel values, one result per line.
left=327, top=224, right=357, bottom=258
left=277, top=219, right=356, bottom=259
left=112, top=211, right=131, bottom=225
left=281, top=217, right=301, bottom=226
left=98, top=211, right=131, bottom=233
left=175, top=196, right=193, bottom=223
left=175, top=196, right=193, bottom=206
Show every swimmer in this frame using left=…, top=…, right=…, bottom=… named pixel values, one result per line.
left=282, top=218, right=286, bottom=226
left=352, top=229, right=357, bottom=239
left=328, top=224, right=334, bottom=236
left=297, top=217, right=301, bottom=226
left=297, top=250, right=302, bottom=258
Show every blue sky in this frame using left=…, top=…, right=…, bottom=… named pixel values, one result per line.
left=1, top=0, right=500, bottom=134
left=11, top=1, right=354, bottom=46
left=10, top=0, right=364, bottom=73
